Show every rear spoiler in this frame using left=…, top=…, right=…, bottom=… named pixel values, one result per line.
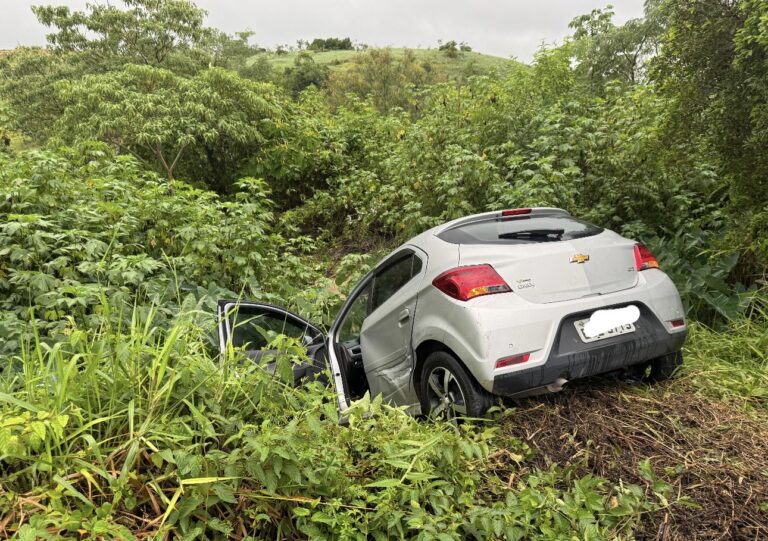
left=434, top=208, right=570, bottom=235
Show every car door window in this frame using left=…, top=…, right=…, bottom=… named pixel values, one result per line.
left=339, top=283, right=372, bottom=342
left=230, top=307, right=312, bottom=350
left=371, top=253, right=422, bottom=313
left=337, top=251, right=423, bottom=343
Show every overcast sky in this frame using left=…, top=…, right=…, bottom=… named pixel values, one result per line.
left=1, top=0, right=646, bottom=62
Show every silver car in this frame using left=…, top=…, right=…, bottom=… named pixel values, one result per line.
left=218, top=208, right=687, bottom=419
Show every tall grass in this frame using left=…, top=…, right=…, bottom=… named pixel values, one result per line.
left=1, top=304, right=304, bottom=537
left=681, top=298, right=768, bottom=408
left=0, top=303, right=658, bottom=540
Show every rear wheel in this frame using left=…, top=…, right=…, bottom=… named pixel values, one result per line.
left=648, top=351, right=683, bottom=382
left=419, top=351, right=491, bottom=420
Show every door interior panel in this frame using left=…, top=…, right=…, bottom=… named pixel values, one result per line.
left=242, top=347, right=327, bottom=385
left=339, top=338, right=368, bottom=399
left=344, top=339, right=363, bottom=368
left=304, top=343, right=329, bottom=384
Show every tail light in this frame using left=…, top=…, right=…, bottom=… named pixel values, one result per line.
left=634, top=244, right=659, bottom=271
left=670, top=319, right=685, bottom=328
left=432, top=264, right=511, bottom=301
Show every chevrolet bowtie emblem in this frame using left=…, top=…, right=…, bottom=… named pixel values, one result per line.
left=570, top=253, right=590, bottom=264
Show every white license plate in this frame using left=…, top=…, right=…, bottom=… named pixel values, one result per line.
left=574, top=318, right=635, bottom=343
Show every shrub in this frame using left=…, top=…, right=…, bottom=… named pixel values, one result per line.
left=0, top=145, right=338, bottom=356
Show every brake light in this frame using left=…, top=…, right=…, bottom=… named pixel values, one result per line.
left=432, top=264, right=512, bottom=301
left=496, top=353, right=530, bottom=369
left=670, top=319, right=685, bottom=328
left=502, top=208, right=531, bottom=217
left=634, top=244, right=659, bottom=271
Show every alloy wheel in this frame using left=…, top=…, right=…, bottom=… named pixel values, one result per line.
left=425, top=366, right=467, bottom=420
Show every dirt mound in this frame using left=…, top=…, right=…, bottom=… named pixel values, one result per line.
left=502, top=379, right=768, bottom=540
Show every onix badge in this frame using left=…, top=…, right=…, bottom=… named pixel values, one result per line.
left=570, top=253, right=590, bottom=264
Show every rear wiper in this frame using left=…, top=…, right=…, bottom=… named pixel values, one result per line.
left=498, top=228, right=565, bottom=241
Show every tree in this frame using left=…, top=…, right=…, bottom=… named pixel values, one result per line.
left=1, top=0, right=220, bottom=142
left=325, top=49, right=444, bottom=113
left=438, top=40, right=459, bottom=58
left=240, top=54, right=274, bottom=82
left=282, top=52, right=330, bottom=95
left=0, top=47, right=80, bottom=142
left=308, top=37, right=353, bottom=51
left=569, top=7, right=661, bottom=89
left=650, top=0, right=768, bottom=276
left=54, top=65, right=279, bottom=192
left=242, top=88, right=347, bottom=209
left=32, top=0, right=212, bottom=73
left=208, top=30, right=273, bottom=81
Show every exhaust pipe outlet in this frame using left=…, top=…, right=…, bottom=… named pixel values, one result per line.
left=546, top=377, right=568, bottom=393
left=506, top=377, right=570, bottom=400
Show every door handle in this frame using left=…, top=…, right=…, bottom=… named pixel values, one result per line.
left=398, top=308, right=410, bottom=324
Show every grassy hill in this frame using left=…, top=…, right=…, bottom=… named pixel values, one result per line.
left=253, top=47, right=520, bottom=80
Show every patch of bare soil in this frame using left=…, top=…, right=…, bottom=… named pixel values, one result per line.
left=501, top=378, right=768, bottom=540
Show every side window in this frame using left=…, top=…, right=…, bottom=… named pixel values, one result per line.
left=339, top=283, right=372, bottom=342
left=412, top=254, right=422, bottom=277
left=230, top=307, right=311, bottom=350
left=371, top=253, right=423, bottom=313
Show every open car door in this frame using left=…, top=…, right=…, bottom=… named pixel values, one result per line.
left=216, top=300, right=327, bottom=384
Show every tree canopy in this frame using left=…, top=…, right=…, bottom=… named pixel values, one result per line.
left=32, top=0, right=211, bottom=71
left=55, top=65, right=279, bottom=190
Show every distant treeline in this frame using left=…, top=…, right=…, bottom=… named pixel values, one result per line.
left=307, top=37, right=354, bottom=51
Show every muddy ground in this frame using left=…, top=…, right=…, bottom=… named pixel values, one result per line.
left=501, top=378, right=768, bottom=540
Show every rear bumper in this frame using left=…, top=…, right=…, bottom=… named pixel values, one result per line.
left=492, top=303, right=687, bottom=396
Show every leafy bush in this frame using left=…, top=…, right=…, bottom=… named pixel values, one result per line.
left=0, top=145, right=341, bottom=356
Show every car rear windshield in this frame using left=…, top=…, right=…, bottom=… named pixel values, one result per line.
left=437, top=215, right=603, bottom=245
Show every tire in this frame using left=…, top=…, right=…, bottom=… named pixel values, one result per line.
left=419, top=350, right=491, bottom=420
left=648, top=351, right=683, bottom=382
